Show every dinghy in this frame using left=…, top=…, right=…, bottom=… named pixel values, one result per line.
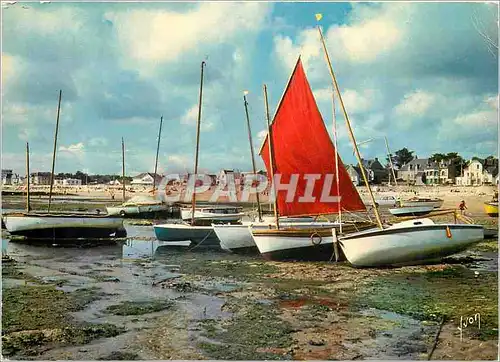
left=388, top=205, right=434, bottom=217
left=315, top=24, right=485, bottom=268
left=337, top=218, right=484, bottom=267
left=249, top=58, right=374, bottom=261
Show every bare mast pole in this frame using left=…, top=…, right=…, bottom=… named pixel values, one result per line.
left=243, top=92, right=263, bottom=222
left=191, top=61, right=206, bottom=226
left=122, top=137, right=126, bottom=201
left=331, top=90, right=342, bottom=234
left=263, top=84, right=279, bottom=229
left=48, top=89, right=62, bottom=213
left=384, top=136, right=398, bottom=187
left=317, top=26, right=383, bottom=229
left=26, top=142, right=31, bottom=212
left=152, top=116, right=163, bottom=193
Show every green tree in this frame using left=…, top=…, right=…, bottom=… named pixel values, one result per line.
left=387, top=148, right=415, bottom=168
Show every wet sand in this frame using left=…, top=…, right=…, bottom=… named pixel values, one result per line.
left=1, top=217, right=498, bottom=360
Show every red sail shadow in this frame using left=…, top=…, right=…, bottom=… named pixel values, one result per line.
left=260, top=58, right=365, bottom=217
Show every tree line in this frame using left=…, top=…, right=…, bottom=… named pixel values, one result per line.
left=55, top=171, right=133, bottom=185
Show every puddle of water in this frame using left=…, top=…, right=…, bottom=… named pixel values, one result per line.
left=122, top=240, right=160, bottom=260
left=346, top=308, right=435, bottom=359
left=2, top=238, right=9, bottom=256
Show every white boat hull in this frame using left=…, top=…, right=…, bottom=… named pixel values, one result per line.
left=106, top=204, right=169, bottom=217
left=3, top=214, right=125, bottom=240
left=401, top=200, right=444, bottom=209
left=212, top=220, right=339, bottom=253
left=389, top=206, right=434, bottom=217
left=181, top=209, right=244, bottom=222
left=339, top=219, right=484, bottom=267
left=153, top=223, right=220, bottom=246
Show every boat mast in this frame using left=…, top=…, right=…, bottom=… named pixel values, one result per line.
left=152, top=116, right=163, bottom=194
left=47, top=89, right=62, bottom=213
left=122, top=137, right=126, bottom=201
left=317, top=26, right=383, bottom=229
left=26, top=142, right=30, bottom=212
left=331, top=90, right=342, bottom=233
left=191, top=61, right=206, bottom=226
left=384, top=136, right=398, bottom=187
left=263, top=84, right=279, bottom=229
left=243, top=92, right=263, bottom=222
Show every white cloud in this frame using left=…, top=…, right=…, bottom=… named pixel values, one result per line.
left=105, top=3, right=270, bottom=67
left=181, top=105, right=215, bottom=132
left=394, top=90, right=436, bottom=117
left=59, top=142, right=85, bottom=156
left=453, top=110, right=498, bottom=128
left=4, top=6, right=83, bottom=35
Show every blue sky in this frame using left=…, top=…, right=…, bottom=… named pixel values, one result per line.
left=2, top=1, right=498, bottom=176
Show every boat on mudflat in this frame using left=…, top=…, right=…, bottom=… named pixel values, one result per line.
left=400, top=197, right=444, bottom=209
left=153, top=222, right=219, bottom=247
left=213, top=217, right=339, bottom=254
left=3, top=212, right=126, bottom=240
left=180, top=206, right=244, bottom=224
left=338, top=218, right=484, bottom=268
left=483, top=201, right=498, bottom=217
left=249, top=57, right=375, bottom=261
left=106, top=195, right=172, bottom=219
left=388, top=205, right=434, bottom=217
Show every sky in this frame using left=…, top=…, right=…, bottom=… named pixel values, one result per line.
left=2, top=1, right=499, bottom=176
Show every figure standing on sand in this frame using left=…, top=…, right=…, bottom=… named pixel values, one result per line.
left=459, top=200, right=467, bottom=214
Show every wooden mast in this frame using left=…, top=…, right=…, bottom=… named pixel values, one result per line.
left=263, top=84, right=279, bottom=229
left=152, top=116, right=163, bottom=193
left=26, top=142, right=30, bottom=212
left=243, top=92, right=263, bottom=222
left=331, top=89, right=342, bottom=233
left=47, top=89, right=62, bottom=213
left=384, top=136, right=398, bottom=186
left=317, top=26, right=383, bottom=229
left=122, top=137, right=126, bottom=201
left=191, top=61, right=206, bottom=226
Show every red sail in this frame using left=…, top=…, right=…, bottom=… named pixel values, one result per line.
left=260, top=58, right=366, bottom=217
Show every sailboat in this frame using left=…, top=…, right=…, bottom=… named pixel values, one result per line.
left=3, top=91, right=126, bottom=242
left=312, top=25, right=485, bottom=267
left=249, top=58, right=375, bottom=261
left=153, top=61, right=223, bottom=247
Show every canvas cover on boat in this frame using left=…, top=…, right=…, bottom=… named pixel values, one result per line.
left=123, top=195, right=162, bottom=206
left=259, top=58, right=366, bottom=217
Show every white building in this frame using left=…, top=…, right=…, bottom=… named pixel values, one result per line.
left=131, top=173, right=163, bottom=186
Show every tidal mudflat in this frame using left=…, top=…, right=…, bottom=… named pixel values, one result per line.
left=1, top=222, right=498, bottom=360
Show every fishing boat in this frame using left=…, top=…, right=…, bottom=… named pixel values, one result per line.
left=106, top=195, right=171, bottom=218
left=388, top=205, right=434, bottom=217
left=249, top=58, right=374, bottom=261
left=312, top=24, right=485, bottom=268
left=180, top=205, right=244, bottom=224
left=400, top=197, right=444, bottom=209
left=5, top=91, right=127, bottom=242
left=338, top=218, right=484, bottom=267
left=483, top=201, right=498, bottom=217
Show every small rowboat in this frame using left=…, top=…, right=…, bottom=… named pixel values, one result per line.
left=389, top=205, right=434, bottom=217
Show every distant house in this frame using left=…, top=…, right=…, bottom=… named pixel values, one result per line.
left=398, top=158, right=429, bottom=185
left=424, top=160, right=458, bottom=185
left=1, top=169, right=13, bottom=185
left=353, top=158, right=387, bottom=184
left=346, top=165, right=360, bottom=186
left=30, top=172, right=52, bottom=185
left=63, top=178, right=82, bottom=186
left=109, top=179, right=122, bottom=186
left=460, top=158, right=499, bottom=185
left=131, top=173, right=163, bottom=186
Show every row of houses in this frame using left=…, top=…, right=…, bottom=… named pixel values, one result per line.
left=3, top=157, right=498, bottom=187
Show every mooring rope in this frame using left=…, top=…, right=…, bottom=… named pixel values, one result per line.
left=187, top=228, right=214, bottom=251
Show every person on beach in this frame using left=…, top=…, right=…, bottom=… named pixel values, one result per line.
left=459, top=200, right=467, bottom=214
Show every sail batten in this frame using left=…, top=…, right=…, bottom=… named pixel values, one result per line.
left=260, top=58, right=366, bottom=217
